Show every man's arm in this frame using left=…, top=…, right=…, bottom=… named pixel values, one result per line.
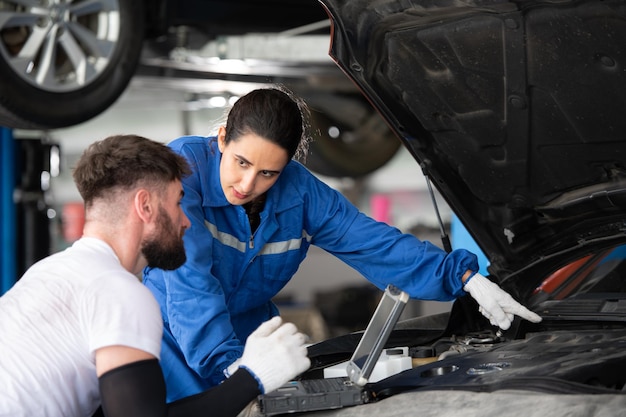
left=97, top=347, right=166, bottom=417
left=95, top=345, right=156, bottom=376
left=99, top=359, right=260, bottom=417
left=97, top=317, right=310, bottom=417
left=167, top=368, right=260, bottom=417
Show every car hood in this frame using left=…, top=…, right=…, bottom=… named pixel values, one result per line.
left=317, top=0, right=626, bottom=295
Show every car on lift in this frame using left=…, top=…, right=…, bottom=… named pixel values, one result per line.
left=0, top=0, right=400, bottom=178
left=295, top=0, right=626, bottom=415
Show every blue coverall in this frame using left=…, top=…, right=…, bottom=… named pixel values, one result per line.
left=143, top=136, right=478, bottom=402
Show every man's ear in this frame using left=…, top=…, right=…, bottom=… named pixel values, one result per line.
left=134, top=189, right=154, bottom=223
left=217, top=126, right=226, bottom=153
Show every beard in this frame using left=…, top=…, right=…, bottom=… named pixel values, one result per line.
left=141, top=205, right=187, bottom=270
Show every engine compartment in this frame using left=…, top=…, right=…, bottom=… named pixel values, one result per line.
left=374, top=328, right=626, bottom=397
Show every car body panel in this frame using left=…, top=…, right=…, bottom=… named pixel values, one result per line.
left=318, top=0, right=626, bottom=293
left=295, top=0, right=626, bottom=413
left=305, top=389, right=625, bottom=417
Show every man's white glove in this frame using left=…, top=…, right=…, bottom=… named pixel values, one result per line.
left=225, top=358, right=242, bottom=378
left=463, top=273, right=542, bottom=330
left=238, top=316, right=311, bottom=394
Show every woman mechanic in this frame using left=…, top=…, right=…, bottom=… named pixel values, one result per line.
left=142, top=87, right=542, bottom=402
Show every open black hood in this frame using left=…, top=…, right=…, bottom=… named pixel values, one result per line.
left=318, top=0, right=626, bottom=289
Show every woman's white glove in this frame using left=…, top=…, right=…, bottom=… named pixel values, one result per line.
left=238, top=316, right=311, bottom=394
left=463, top=273, right=542, bottom=330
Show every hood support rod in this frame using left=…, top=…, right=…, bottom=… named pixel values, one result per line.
left=421, top=162, right=452, bottom=253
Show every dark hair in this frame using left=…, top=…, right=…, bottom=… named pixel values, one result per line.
left=224, top=87, right=311, bottom=160
left=73, top=134, right=191, bottom=205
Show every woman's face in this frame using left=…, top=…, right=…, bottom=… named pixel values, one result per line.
left=218, top=127, right=289, bottom=205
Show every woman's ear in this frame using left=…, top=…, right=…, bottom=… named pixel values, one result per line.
left=217, top=126, right=226, bottom=153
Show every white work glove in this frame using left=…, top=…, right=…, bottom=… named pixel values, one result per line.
left=225, top=358, right=242, bottom=378
left=238, top=316, right=311, bottom=394
left=463, top=273, right=542, bottom=330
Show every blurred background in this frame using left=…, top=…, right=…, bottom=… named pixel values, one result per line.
left=0, top=0, right=487, bottom=343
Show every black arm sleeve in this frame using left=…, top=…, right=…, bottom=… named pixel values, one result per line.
left=167, top=368, right=261, bottom=417
left=98, top=359, right=260, bottom=417
left=98, top=359, right=167, bottom=417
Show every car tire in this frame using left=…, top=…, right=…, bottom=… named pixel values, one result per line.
left=0, top=0, right=145, bottom=130
left=301, top=93, right=401, bottom=178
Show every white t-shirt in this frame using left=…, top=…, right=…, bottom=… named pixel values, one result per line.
left=0, top=237, right=163, bottom=417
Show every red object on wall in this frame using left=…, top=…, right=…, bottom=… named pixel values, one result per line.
left=62, top=202, right=85, bottom=243
left=370, top=193, right=391, bottom=224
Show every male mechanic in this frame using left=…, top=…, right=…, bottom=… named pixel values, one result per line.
left=0, top=134, right=310, bottom=417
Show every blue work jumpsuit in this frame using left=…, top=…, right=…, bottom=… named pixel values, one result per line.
left=143, top=136, right=478, bottom=402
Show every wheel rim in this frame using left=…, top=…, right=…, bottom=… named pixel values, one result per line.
left=0, top=0, right=120, bottom=92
